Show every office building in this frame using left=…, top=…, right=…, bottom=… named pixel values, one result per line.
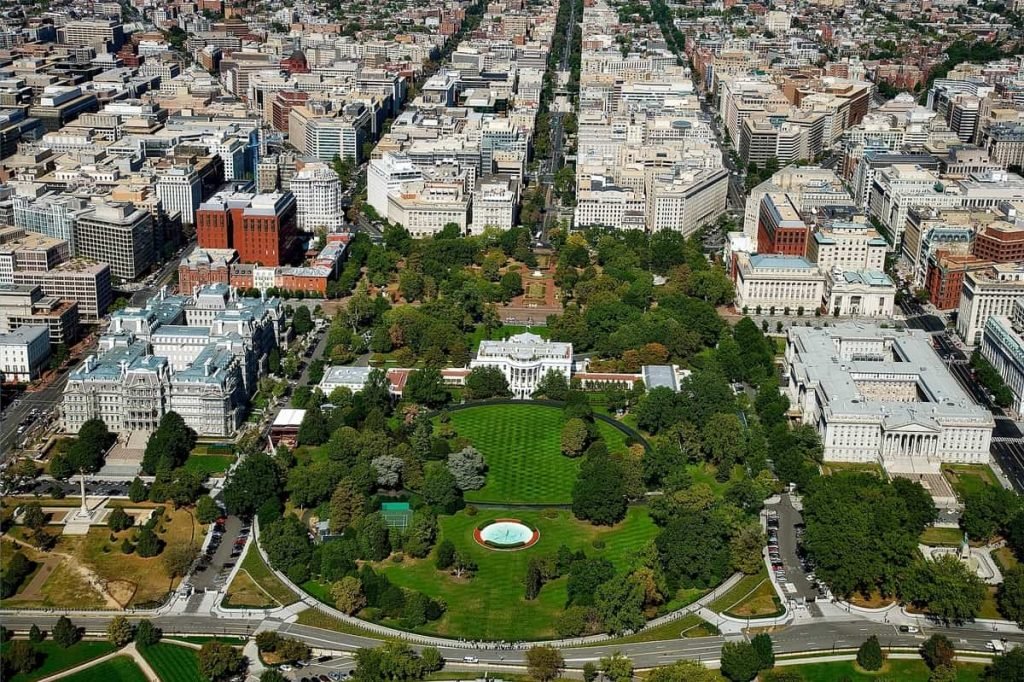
left=956, top=262, right=1024, bottom=345
left=758, top=193, right=810, bottom=256
left=734, top=253, right=826, bottom=313
left=0, top=324, right=50, bottom=382
left=786, top=324, right=994, bottom=470
left=74, top=201, right=154, bottom=281
left=291, top=163, right=343, bottom=232
left=981, top=298, right=1024, bottom=413
left=0, top=285, right=79, bottom=346
left=156, top=165, right=203, bottom=226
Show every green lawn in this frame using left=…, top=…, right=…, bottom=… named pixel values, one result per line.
left=467, top=325, right=550, bottom=351
left=772, top=659, right=984, bottom=681
left=238, top=542, right=299, bottom=606
left=580, top=613, right=719, bottom=646
left=307, top=506, right=657, bottom=641
left=61, top=656, right=147, bottom=682
left=0, top=640, right=116, bottom=682
left=943, top=464, right=998, bottom=500
left=181, top=454, right=233, bottom=476
left=920, top=526, right=965, bottom=546
left=443, top=403, right=629, bottom=505
left=139, top=642, right=206, bottom=682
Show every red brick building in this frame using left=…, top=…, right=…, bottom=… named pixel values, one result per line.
left=177, top=248, right=236, bottom=293
left=195, top=191, right=298, bottom=266
left=973, top=222, right=1024, bottom=263
left=925, top=251, right=991, bottom=311
left=757, top=192, right=809, bottom=256
left=271, top=90, right=308, bottom=132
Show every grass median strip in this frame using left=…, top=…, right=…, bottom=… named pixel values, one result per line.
left=239, top=541, right=299, bottom=606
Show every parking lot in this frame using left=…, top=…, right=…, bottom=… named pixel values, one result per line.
left=767, top=494, right=826, bottom=615
left=190, top=514, right=248, bottom=596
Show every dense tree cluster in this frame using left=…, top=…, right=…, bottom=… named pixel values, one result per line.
left=802, top=473, right=938, bottom=601
left=352, top=642, right=443, bottom=681
left=49, top=418, right=116, bottom=478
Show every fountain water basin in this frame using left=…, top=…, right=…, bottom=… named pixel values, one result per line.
left=474, top=519, right=540, bottom=550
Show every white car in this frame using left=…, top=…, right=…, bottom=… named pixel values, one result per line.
left=279, top=665, right=293, bottom=672
left=463, top=656, right=479, bottom=664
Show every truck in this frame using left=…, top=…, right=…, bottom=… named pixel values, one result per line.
left=987, top=639, right=1006, bottom=653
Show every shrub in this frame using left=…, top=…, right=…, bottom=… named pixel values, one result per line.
left=856, top=635, right=884, bottom=671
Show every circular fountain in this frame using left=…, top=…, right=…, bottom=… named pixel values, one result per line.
left=474, top=519, right=540, bottom=550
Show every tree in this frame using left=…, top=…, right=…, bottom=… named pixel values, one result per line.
left=583, top=662, right=599, bottom=682
left=129, top=477, right=148, bottom=503
left=656, top=511, right=731, bottom=590
left=751, top=633, right=775, bottom=670
left=405, top=367, right=450, bottom=408
left=600, top=652, right=633, bottom=682
left=525, top=645, right=564, bottom=682
left=533, top=369, right=570, bottom=400
left=720, top=640, right=762, bottom=682
left=2, top=640, right=39, bottom=675
left=298, top=405, right=330, bottom=446
left=163, top=544, right=199, bottom=579
left=1000, top=566, right=1024, bottom=627
left=107, top=616, right=133, bottom=646
left=198, top=641, right=244, bottom=681
left=702, top=412, right=745, bottom=472
left=67, top=418, right=115, bottom=473
left=901, top=555, right=986, bottom=624
left=223, top=452, right=282, bottom=517
left=371, top=455, right=404, bottom=488
left=331, top=576, right=366, bottom=614
left=857, top=635, right=884, bottom=671
left=292, top=306, right=314, bottom=335
left=435, top=539, right=456, bottom=570
left=985, top=648, right=1024, bottom=680
left=921, top=634, right=955, bottom=670
left=451, top=550, right=477, bottom=578
left=422, top=462, right=462, bottom=514
left=560, top=418, right=590, bottom=457
left=595, top=576, right=645, bottom=634
left=134, top=620, right=160, bottom=647
left=261, top=671, right=288, bottom=682
left=447, top=447, right=487, bottom=491
left=525, top=558, right=543, bottom=600
left=329, top=479, right=366, bottom=534
left=572, top=451, right=627, bottom=525
left=141, top=411, right=196, bottom=474
left=262, top=515, right=314, bottom=574
left=107, top=506, right=133, bottom=532
left=22, top=502, right=45, bottom=530
left=196, top=496, right=219, bottom=524
left=356, top=513, right=392, bottom=561
left=275, top=638, right=310, bottom=663
left=28, top=624, right=43, bottom=643
left=646, top=661, right=719, bottom=682
left=52, top=616, right=79, bottom=648
left=463, top=366, right=510, bottom=399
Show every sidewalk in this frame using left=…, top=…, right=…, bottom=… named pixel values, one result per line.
left=37, top=642, right=159, bottom=682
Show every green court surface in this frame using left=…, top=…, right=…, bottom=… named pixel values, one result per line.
left=444, top=403, right=630, bottom=505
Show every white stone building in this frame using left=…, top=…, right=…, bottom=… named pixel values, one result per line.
left=155, top=165, right=202, bottom=226
left=980, top=298, right=1024, bottom=413
left=734, top=253, right=826, bottom=313
left=785, top=324, right=994, bottom=471
left=471, top=332, right=573, bottom=399
left=824, top=270, right=896, bottom=318
left=0, top=324, right=49, bottom=382
left=956, top=262, right=1024, bottom=346
left=367, top=152, right=423, bottom=218
left=471, top=176, right=520, bottom=233
left=291, top=162, right=343, bottom=232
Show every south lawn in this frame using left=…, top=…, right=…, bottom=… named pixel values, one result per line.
left=444, top=403, right=631, bottom=505
left=374, top=506, right=657, bottom=640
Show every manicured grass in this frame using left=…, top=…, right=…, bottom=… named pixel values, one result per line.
left=921, top=526, right=966, bottom=546
left=62, top=656, right=148, bottom=682
left=708, top=570, right=770, bottom=614
left=0, top=640, right=116, bottom=682
left=181, top=454, right=233, bottom=476
left=821, top=461, right=886, bottom=478
left=346, top=506, right=656, bottom=640
left=580, top=613, right=719, bottom=645
left=994, top=546, right=1020, bottom=572
left=722, top=577, right=783, bottom=619
left=138, top=642, right=206, bottom=682
left=443, top=403, right=629, bottom=505
left=223, top=568, right=278, bottom=608
left=944, top=465, right=998, bottom=500
left=238, top=541, right=299, bottom=606
left=979, top=586, right=1006, bottom=620
left=771, top=659, right=985, bottom=681
left=294, top=608, right=389, bottom=638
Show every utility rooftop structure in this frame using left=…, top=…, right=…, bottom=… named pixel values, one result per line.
left=785, top=324, right=993, bottom=473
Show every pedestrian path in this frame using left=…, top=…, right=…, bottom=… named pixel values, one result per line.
left=37, top=642, right=159, bottom=682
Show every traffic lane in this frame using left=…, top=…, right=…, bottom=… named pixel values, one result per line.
left=992, top=441, right=1024, bottom=493
left=995, top=416, right=1023, bottom=440
left=0, top=375, right=68, bottom=457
